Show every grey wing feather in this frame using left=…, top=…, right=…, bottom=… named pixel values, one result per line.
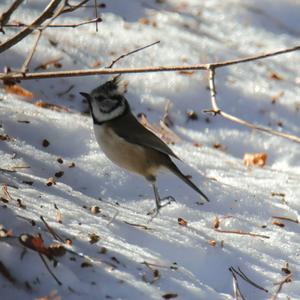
left=109, top=112, right=180, bottom=160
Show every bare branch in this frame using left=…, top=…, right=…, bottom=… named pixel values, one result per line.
left=230, top=266, right=269, bottom=293
left=20, top=30, right=42, bottom=73
left=4, top=17, right=102, bottom=29
left=229, top=267, right=246, bottom=300
left=0, top=0, right=63, bottom=53
left=272, top=216, right=299, bottom=224
left=0, top=44, right=299, bottom=80
left=38, top=253, right=62, bottom=285
left=94, top=0, right=99, bottom=32
left=270, top=274, right=292, bottom=300
left=205, top=67, right=300, bottom=144
left=107, top=40, right=160, bottom=68
left=0, top=0, right=24, bottom=34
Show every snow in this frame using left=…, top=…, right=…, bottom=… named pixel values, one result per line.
left=0, top=0, right=300, bottom=299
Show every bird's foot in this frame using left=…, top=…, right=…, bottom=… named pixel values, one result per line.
left=147, top=195, right=176, bottom=218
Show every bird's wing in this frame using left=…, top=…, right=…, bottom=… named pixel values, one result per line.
left=109, top=112, right=180, bottom=160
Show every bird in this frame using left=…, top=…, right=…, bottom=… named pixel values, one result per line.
left=80, top=76, right=209, bottom=216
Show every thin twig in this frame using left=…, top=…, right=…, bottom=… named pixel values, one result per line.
left=4, top=17, right=102, bottom=29
left=270, top=274, right=292, bottom=300
left=0, top=0, right=24, bottom=34
left=38, top=253, right=62, bottom=285
left=229, top=267, right=246, bottom=300
left=0, top=0, right=63, bottom=53
left=20, top=29, right=42, bottom=73
left=94, top=0, right=99, bottom=32
left=62, top=0, right=89, bottom=14
left=214, top=229, right=270, bottom=239
left=231, top=266, right=268, bottom=293
left=272, top=216, right=299, bottom=224
left=205, top=66, right=300, bottom=143
left=107, top=40, right=160, bottom=68
left=40, top=216, right=64, bottom=242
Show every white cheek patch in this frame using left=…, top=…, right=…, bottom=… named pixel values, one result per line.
left=91, top=100, right=126, bottom=123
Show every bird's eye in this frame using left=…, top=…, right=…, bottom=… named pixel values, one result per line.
left=99, top=99, right=119, bottom=113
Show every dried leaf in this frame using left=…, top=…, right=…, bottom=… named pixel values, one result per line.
left=178, top=217, right=188, bottom=226
left=269, top=72, right=283, bottom=81
left=46, top=177, right=56, bottom=186
left=5, top=84, right=34, bottom=100
left=208, top=240, right=217, bottom=247
left=139, top=17, right=150, bottom=25
left=89, top=233, right=100, bottom=244
left=212, top=216, right=220, bottom=229
left=35, top=101, right=69, bottom=112
left=243, top=152, right=268, bottom=167
left=186, top=110, right=198, bottom=120
left=272, top=220, right=285, bottom=227
left=19, top=234, right=51, bottom=257
left=34, top=58, right=63, bottom=71
left=68, top=162, right=76, bottom=168
left=90, top=206, right=100, bottom=214
left=0, top=134, right=12, bottom=141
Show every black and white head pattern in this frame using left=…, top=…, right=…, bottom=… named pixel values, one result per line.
left=81, top=77, right=129, bottom=124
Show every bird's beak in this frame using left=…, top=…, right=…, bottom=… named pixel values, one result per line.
left=80, top=92, right=91, bottom=102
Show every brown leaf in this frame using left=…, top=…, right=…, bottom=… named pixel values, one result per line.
left=139, top=17, right=150, bottom=25
left=34, top=58, right=63, bottom=71
left=35, top=101, right=69, bottom=112
left=208, top=240, right=217, bottom=247
left=243, top=152, right=268, bottom=167
left=272, top=220, right=285, bottom=227
left=46, top=177, right=56, bottom=186
left=0, top=134, right=12, bottom=141
left=68, top=162, right=76, bottom=168
left=178, top=217, right=188, bottom=226
left=90, top=206, right=100, bottom=214
left=89, top=233, right=100, bottom=244
left=269, top=72, right=283, bottom=81
left=186, top=110, right=198, bottom=120
left=19, top=234, right=52, bottom=257
left=5, top=84, right=34, bottom=100
left=212, top=216, right=220, bottom=229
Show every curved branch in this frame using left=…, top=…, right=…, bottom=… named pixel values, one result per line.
left=0, top=0, right=63, bottom=53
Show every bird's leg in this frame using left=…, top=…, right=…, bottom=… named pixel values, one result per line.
left=147, top=182, right=176, bottom=217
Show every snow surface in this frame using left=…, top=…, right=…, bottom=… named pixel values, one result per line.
left=0, top=0, right=300, bottom=299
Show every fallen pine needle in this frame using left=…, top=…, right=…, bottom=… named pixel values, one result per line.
left=215, top=229, right=270, bottom=239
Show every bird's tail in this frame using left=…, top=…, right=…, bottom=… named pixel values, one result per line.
left=167, top=161, right=209, bottom=202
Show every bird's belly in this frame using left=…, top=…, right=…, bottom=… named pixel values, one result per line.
left=94, top=124, right=159, bottom=177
